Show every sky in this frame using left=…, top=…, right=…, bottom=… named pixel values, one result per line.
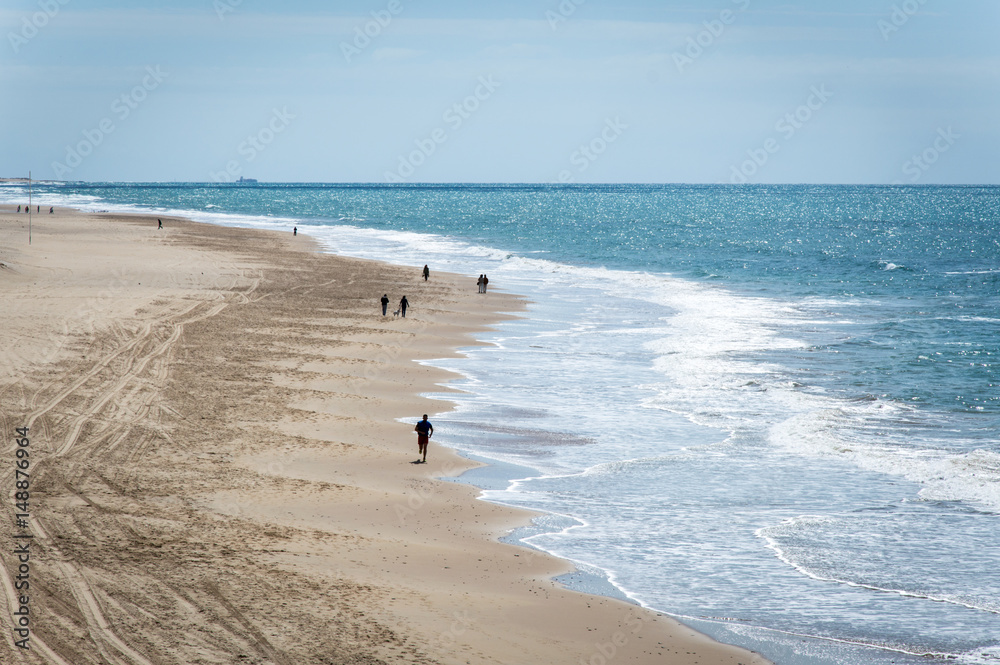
left=1, top=0, right=997, bottom=184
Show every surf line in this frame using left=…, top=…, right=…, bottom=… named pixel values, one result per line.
left=673, top=608, right=958, bottom=661
left=756, top=523, right=1000, bottom=615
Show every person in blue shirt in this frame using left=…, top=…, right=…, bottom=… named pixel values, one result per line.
left=414, top=415, right=433, bottom=463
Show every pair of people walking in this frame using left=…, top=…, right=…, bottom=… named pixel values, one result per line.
left=380, top=294, right=409, bottom=317
left=477, top=274, right=489, bottom=293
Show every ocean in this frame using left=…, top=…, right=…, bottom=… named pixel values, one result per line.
left=3, top=182, right=998, bottom=664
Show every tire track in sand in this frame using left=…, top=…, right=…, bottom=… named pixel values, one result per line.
left=1, top=275, right=259, bottom=665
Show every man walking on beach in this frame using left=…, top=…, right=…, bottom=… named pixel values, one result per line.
left=381, top=294, right=390, bottom=316
left=399, top=295, right=409, bottom=317
left=414, top=414, right=433, bottom=463
left=422, top=265, right=430, bottom=281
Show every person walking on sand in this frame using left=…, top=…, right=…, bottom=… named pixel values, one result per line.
left=422, top=265, right=430, bottom=281
left=158, top=218, right=162, bottom=229
left=293, top=226, right=297, bottom=236
left=482, top=274, right=489, bottom=293
left=381, top=294, right=390, bottom=316
left=414, top=414, right=433, bottom=463
left=477, top=274, right=484, bottom=293
left=399, top=295, right=409, bottom=317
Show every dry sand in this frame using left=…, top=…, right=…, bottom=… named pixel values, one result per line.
left=0, top=208, right=770, bottom=665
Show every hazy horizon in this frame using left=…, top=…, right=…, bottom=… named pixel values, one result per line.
left=3, top=1, right=997, bottom=185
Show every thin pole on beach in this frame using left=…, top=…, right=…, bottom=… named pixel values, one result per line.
left=28, top=171, right=32, bottom=245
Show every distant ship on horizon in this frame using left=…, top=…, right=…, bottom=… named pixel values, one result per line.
left=237, top=176, right=258, bottom=184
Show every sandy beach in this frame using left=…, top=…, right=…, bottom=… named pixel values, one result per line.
left=0, top=208, right=769, bottom=665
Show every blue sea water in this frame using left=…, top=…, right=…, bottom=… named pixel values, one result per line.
left=3, top=182, right=998, bottom=664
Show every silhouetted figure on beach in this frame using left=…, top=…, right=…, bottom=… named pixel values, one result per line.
left=293, top=226, right=297, bottom=236
left=17, top=205, right=20, bottom=213
left=482, top=275, right=489, bottom=292
left=158, top=219, right=162, bottom=229
left=422, top=265, right=429, bottom=281
left=414, top=414, right=433, bottom=463
left=381, top=294, right=389, bottom=316
left=36, top=205, right=39, bottom=213
left=399, top=295, right=409, bottom=317
left=49, top=207, right=53, bottom=214
left=477, top=274, right=484, bottom=293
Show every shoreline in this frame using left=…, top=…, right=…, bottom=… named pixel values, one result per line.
left=0, top=206, right=769, bottom=664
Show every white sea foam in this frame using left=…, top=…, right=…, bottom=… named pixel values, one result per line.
left=311, top=218, right=1000, bottom=517
left=944, top=269, right=1000, bottom=275
left=767, top=403, right=1000, bottom=511
left=757, top=514, right=1000, bottom=614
